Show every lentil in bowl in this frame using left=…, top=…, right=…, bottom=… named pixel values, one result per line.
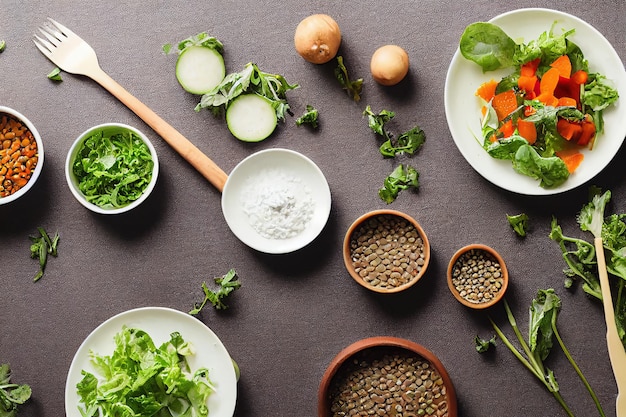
left=0, top=106, right=43, bottom=205
left=318, top=336, right=457, bottom=417
left=343, top=210, right=430, bottom=293
left=446, top=244, right=509, bottom=309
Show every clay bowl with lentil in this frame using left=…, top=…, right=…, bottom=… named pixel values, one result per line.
left=447, top=244, right=509, bottom=309
left=318, top=336, right=457, bottom=417
left=65, top=123, right=159, bottom=215
left=0, top=106, right=44, bottom=205
left=343, top=209, right=430, bottom=293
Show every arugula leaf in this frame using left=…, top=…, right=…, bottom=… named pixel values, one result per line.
left=0, top=363, right=32, bottom=416
left=474, top=335, right=496, bottom=353
left=507, top=213, right=529, bottom=237
left=77, top=327, right=215, bottom=417
left=295, top=105, right=319, bottom=128
left=196, top=63, right=298, bottom=121
left=29, top=227, right=60, bottom=282
left=72, top=129, right=154, bottom=209
left=190, top=269, right=241, bottom=314
left=47, top=67, right=62, bottom=81
left=378, top=164, right=419, bottom=204
left=168, top=32, right=223, bottom=55
left=363, top=106, right=425, bottom=157
left=334, top=56, right=363, bottom=102
left=459, top=22, right=517, bottom=72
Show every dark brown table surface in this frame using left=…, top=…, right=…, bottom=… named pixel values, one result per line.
left=2, top=1, right=626, bottom=416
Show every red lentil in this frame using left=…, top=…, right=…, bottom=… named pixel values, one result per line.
left=0, top=113, right=38, bottom=197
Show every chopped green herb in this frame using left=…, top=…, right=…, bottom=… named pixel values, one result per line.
left=0, top=363, right=32, bottom=416
left=190, top=269, right=241, bottom=314
left=474, top=335, right=496, bottom=353
left=165, top=32, right=223, bottom=56
left=363, top=106, right=425, bottom=158
left=47, top=67, right=62, bottom=81
left=72, top=129, right=154, bottom=209
left=0, top=41, right=6, bottom=53
left=379, top=164, right=419, bottom=204
left=195, top=62, right=298, bottom=121
left=76, top=327, right=214, bottom=417
left=507, top=213, right=529, bottom=237
left=295, top=105, right=319, bottom=128
left=334, top=56, right=363, bottom=102
left=29, top=227, right=60, bottom=282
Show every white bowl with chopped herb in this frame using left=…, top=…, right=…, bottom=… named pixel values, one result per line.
left=65, top=123, right=158, bottom=214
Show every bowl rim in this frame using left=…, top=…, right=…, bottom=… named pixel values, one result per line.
left=342, top=209, right=430, bottom=294
left=64, top=122, right=159, bottom=215
left=317, top=336, right=458, bottom=417
left=446, top=243, right=509, bottom=309
left=0, top=106, right=45, bottom=205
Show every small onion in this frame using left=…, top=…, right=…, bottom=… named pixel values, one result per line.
left=294, top=14, right=341, bottom=64
left=370, top=44, right=410, bottom=86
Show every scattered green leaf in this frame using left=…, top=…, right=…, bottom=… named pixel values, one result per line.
left=76, top=327, right=214, bottom=417
left=195, top=63, right=298, bottom=121
left=0, top=363, right=32, bottom=416
left=166, top=32, right=224, bottom=55
left=47, top=67, right=62, bottom=81
left=190, top=269, right=241, bottom=314
left=334, top=56, right=363, bottom=102
left=29, top=227, right=60, bottom=282
left=0, top=41, right=6, bottom=53
left=363, top=105, right=426, bottom=158
left=295, top=105, right=319, bottom=128
left=507, top=213, right=529, bottom=237
left=379, top=164, right=419, bottom=204
left=474, top=335, right=496, bottom=353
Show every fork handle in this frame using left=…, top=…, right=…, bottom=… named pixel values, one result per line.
left=88, top=66, right=228, bottom=192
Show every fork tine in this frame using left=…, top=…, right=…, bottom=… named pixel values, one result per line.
left=33, top=34, right=54, bottom=55
left=47, top=18, right=76, bottom=38
left=38, top=27, right=61, bottom=46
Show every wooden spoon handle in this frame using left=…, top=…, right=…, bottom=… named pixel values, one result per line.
left=89, top=66, right=228, bottom=192
left=594, top=238, right=626, bottom=406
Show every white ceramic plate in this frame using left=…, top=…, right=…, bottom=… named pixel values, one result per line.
left=65, top=307, right=237, bottom=417
left=445, top=8, right=626, bottom=195
left=222, top=148, right=331, bottom=254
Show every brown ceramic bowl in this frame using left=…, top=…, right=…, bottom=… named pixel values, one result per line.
left=318, top=336, right=457, bottom=417
left=343, top=209, right=430, bottom=294
left=447, top=244, right=509, bottom=309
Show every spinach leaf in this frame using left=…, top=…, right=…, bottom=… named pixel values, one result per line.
left=486, top=135, right=527, bottom=159
left=379, top=164, right=419, bottom=204
left=474, top=335, right=496, bottom=353
left=190, top=269, right=241, bottom=313
left=295, top=105, right=319, bottom=128
left=459, top=22, right=517, bottom=72
left=507, top=213, right=529, bottom=237
left=512, top=144, right=569, bottom=188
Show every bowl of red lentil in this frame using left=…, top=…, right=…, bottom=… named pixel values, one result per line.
left=318, top=336, right=457, bottom=417
left=447, top=244, right=509, bottom=309
left=343, top=209, right=430, bottom=293
left=0, top=106, right=44, bottom=205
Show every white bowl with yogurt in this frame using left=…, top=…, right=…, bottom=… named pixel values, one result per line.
left=221, top=148, right=331, bottom=254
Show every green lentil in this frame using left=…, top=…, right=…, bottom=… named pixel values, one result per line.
left=328, top=347, right=449, bottom=417
left=350, top=214, right=426, bottom=290
left=451, top=248, right=504, bottom=304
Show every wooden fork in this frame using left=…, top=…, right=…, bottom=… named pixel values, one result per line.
left=33, top=18, right=228, bottom=192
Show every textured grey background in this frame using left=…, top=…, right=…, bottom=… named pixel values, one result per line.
left=1, top=1, right=625, bottom=416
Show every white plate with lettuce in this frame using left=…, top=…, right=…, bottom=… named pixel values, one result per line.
left=65, top=307, right=237, bottom=417
left=445, top=8, right=626, bottom=195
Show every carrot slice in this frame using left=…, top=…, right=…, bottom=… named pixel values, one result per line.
left=557, top=119, right=583, bottom=141
left=557, top=97, right=577, bottom=107
left=499, top=119, right=515, bottom=138
left=550, top=55, right=572, bottom=79
left=578, top=116, right=596, bottom=147
left=536, top=93, right=559, bottom=107
left=540, top=68, right=561, bottom=95
left=556, top=149, right=584, bottom=173
left=492, top=90, right=518, bottom=121
left=475, top=79, right=498, bottom=102
left=518, top=75, right=538, bottom=95
left=517, top=119, right=537, bottom=145
left=520, top=58, right=540, bottom=77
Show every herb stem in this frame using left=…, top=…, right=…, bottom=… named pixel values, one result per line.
left=504, top=300, right=546, bottom=376
left=488, top=316, right=543, bottom=381
left=552, top=321, right=606, bottom=416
